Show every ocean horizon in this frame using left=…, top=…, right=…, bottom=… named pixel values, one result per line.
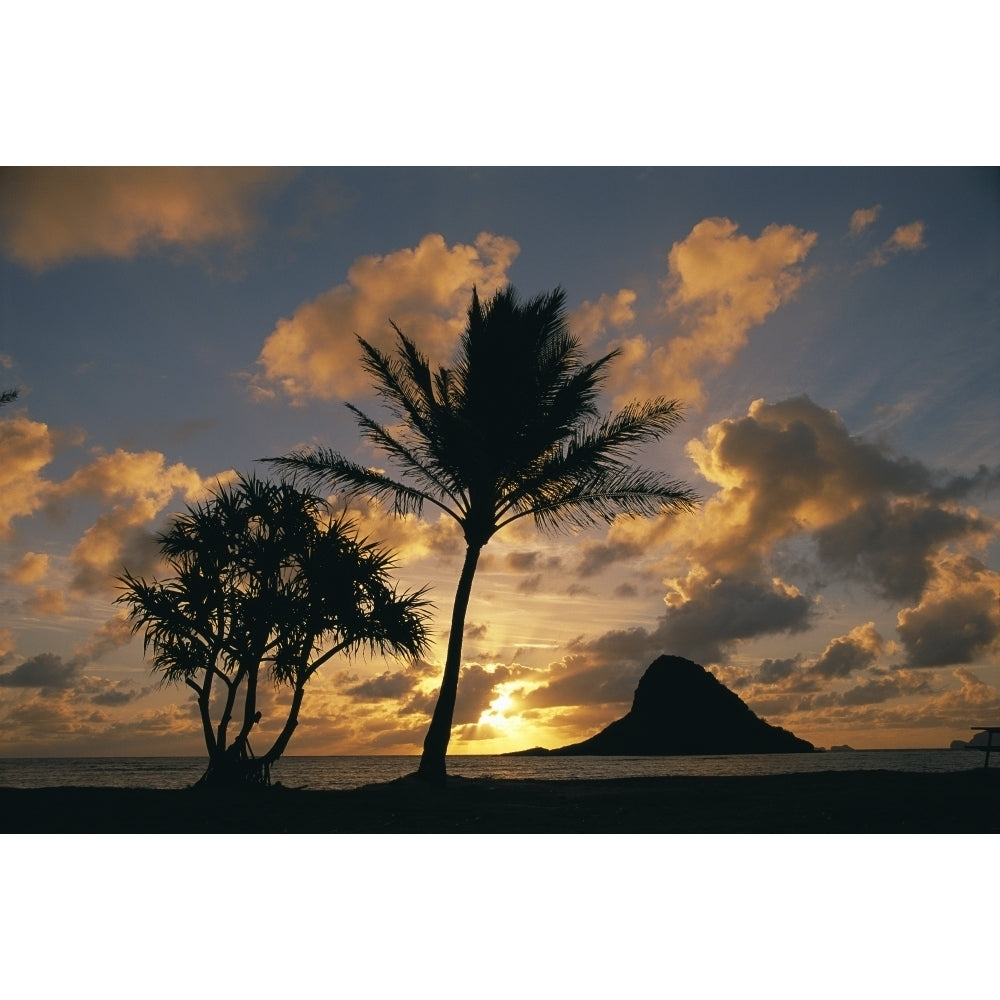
left=0, top=749, right=985, bottom=791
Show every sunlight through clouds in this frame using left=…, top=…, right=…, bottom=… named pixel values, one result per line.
left=1, top=167, right=996, bottom=755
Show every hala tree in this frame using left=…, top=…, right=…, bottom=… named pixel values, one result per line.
left=266, top=285, right=698, bottom=785
left=117, top=474, right=430, bottom=787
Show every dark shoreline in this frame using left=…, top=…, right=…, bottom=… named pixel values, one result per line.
left=2, top=768, right=998, bottom=832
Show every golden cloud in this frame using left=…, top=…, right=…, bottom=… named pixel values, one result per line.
left=24, top=587, right=68, bottom=617
left=60, top=450, right=236, bottom=591
left=252, top=232, right=520, bottom=402
left=887, top=221, right=927, bottom=253
left=0, top=414, right=65, bottom=538
left=0, top=167, right=292, bottom=270
left=7, top=551, right=49, bottom=585
left=569, top=289, right=637, bottom=346
left=849, top=205, right=882, bottom=234
left=611, top=218, right=817, bottom=406
left=865, top=219, right=927, bottom=268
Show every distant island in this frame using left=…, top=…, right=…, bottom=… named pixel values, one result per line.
left=507, top=654, right=815, bottom=756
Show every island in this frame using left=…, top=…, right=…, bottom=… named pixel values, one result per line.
left=507, top=654, right=815, bottom=755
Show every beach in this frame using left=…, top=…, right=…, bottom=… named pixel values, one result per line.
left=2, top=767, right=998, bottom=832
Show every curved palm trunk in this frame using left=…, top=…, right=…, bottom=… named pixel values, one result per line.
left=417, top=543, right=482, bottom=785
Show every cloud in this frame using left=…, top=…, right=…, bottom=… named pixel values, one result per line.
left=569, top=289, right=636, bottom=346
left=809, top=623, right=885, bottom=679
left=0, top=414, right=68, bottom=539
left=251, top=232, right=520, bottom=402
left=517, top=655, right=642, bottom=710
left=849, top=205, right=882, bottom=235
left=757, top=656, right=801, bottom=685
left=0, top=167, right=292, bottom=270
left=815, top=496, right=993, bottom=602
left=55, top=449, right=235, bottom=591
left=896, top=556, right=1000, bottom=667
left=24, top=587, right=68, bottom=616
left=864, top=220, right=928, bottom=268
left=657, top=575, right=813, bottom=665
left=0, top=652, right=78, bottom=689
left=573, top=394, right=998, bottom=682
left=610, top=218, right=817, bottom=406
left=5, top=551, right=49, bottom=585
left=886, top=221, right=927, bottom=253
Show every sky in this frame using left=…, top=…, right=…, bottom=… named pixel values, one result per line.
left=1, top=165, right=998, bottom=756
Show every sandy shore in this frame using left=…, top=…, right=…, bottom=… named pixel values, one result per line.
left=2, top=768, right=998, bottom=832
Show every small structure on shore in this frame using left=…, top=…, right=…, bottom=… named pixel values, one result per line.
left=509, top=654, right=815, bottom=756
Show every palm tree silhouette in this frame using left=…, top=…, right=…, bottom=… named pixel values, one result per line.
left=266, top=286, right=698, bottom=784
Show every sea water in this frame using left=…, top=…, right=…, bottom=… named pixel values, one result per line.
left=0, top=750, right=984, bottom=790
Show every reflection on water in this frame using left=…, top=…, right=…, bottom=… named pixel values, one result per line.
left=0, top=750, right=984, bottom=790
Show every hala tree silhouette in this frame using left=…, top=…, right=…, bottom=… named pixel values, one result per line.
left=117, top=474, right=430, bottom=787
left=266, top=285, right=698, bottom=785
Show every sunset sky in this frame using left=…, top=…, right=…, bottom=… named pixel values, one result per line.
left=2, top=166, right=998, bottom=756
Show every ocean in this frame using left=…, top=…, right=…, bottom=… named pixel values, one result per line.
left=0, top=749, right=986, bottom=790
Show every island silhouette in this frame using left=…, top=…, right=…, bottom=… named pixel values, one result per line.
left=507, top=654, right=815, bottom=755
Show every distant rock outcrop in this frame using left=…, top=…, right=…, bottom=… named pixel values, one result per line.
left=510, top=654, right=815, bottom=756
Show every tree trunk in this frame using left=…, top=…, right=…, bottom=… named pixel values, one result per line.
left=417, top=543, right=481, bottom=785
left=262, top=679, right=307, bottom=771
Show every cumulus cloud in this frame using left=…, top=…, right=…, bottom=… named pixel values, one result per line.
left=574, top=394, right=998, bottom=682
left=0, top=167, right=292, bottom=270
left=54, top=449, right=235, bottom=591
left=5, top=551, right=49, bottom=584
left=896, top=556, right=1000, bottom=667
left=0, top=414, right=68, bottom=538
left=657, top=575, right=813, bottom=665
left=251, top=232, right=520, bottom=402
left=0, top=652, right=78, bottom=689
left=809, top=623, right=885, bottom=679
left=569, top=289, right=636, bottom=346
left=610, top=218, right=817, bottom=406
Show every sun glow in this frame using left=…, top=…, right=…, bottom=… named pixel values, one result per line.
left=477, top=686, right=517, bottom=729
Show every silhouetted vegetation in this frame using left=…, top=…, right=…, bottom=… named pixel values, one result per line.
left=117, top=474, right=430, bottom=787
left=0, top=388, right=19, bottom=407
left=266, top=285, right=699, bottom=784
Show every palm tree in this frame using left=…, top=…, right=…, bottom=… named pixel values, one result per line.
left=265, top=285, right=698, bottom=784
left=118, top=474, right=431, bottom=787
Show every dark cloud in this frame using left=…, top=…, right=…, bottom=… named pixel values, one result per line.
left=577, top=538, right=644, bottom=577
left=518, top=658, right=643, bottom=710
left=614, top=582, right=638, bottom=599
left=815, top=499, right=992, bottom=602
left=897, top=584, right=1000, bottom=668
left=344, top=669, right=420, bottom=700
left=657, top=577, right=813, bottom=665
left=839, top=676, right=905, bottom=706
left=516, top=573, right=543, bottom=595
left=810, top=628, right=882, bottom=679
left=757, top=656, right=800, bottom=684
left=0, top=652, right=79, bottom=689
left=88, top=686, right=151, bottom=706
